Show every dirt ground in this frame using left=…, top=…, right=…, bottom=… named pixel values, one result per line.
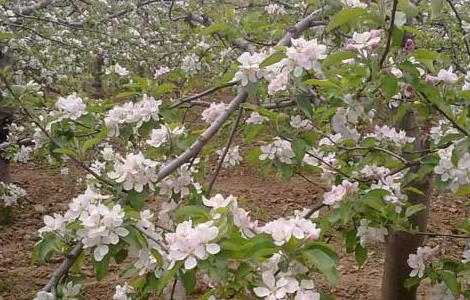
left=0, top=162, right=468, bottom=299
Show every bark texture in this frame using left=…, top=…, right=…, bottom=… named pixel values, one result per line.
left=381, top=109, right=434, bottom=299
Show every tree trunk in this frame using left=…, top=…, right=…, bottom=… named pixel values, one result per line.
left=0, top=109, right=13, bottom=224
left=91, top=54, right=104, bottom=99
left=381, top=109, right=434, bottom=300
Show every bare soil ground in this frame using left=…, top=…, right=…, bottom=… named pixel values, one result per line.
left=0, top=162, right=467, bottom=299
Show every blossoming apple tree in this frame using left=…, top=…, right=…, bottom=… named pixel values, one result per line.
left=1, top=0, right=470, bottom=299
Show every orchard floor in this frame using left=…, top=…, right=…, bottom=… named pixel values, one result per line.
left=0, top=163, right=468, bottom=300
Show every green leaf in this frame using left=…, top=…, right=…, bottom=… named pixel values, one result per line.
left=345, top=230, right=357, bottom=253
left=182, top=269, right=196, bottom=295
left=322, top=51, right=355, bottom=67
left=128, top=190, right=145, bottom=211
left=32, top=233, right=62, bottom=262
left=121, top=226, right=144, bottom=249
left=175, top=205, right=210, bottom=223
left=93, top=255, right=111, bottom=281
left=291, top=138, right=307, bottom=163
left=404, top=276, right=422, bottom=289
left=260, top=52, right=286, bottom=68
left=431, top=0, right=444, bottom=18
left=0, top=32, right=13, bottom=41
left=441, top=271, right=461, bottom=297
left=304, top=79, right=340, bottom=89
left=114, top=91, right=137, bottom=100
left=303, top=249, right=338, bottom=286
left=297, top=94, right=314, bottom=117
left=355, top=244, right=367, bottom=266
left=405, top=204, right=427, bottom=218
left=156, top=262, right=181, bottom=294
left=404, top=187, right=425, bottom=196
left=52, top=147, right=77, bottom=157
left=380, top=75, right=398, bottom=99
left=455, top=186, right=470, bottom=196
left=326, top=8, right=366, bottom=32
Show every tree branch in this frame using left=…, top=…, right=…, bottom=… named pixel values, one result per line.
left=206, top=107, right=244, bottom=196
left=379, top=0, right=399, bottom=68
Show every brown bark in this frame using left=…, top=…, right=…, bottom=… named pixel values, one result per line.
left=381, top=109, right=434, bottom=299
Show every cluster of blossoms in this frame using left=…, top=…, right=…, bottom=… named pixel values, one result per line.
left=146, top=124, right=185, bottom=148
left=426, top=67, right=459, bottom=86
left=233, top=52, right=267, bottom=86
left=254, top=253, right=321, bottom=300
left=345, top=30, right=382, bottom=59
left=39, top=186, right=111, bottom=239
left=356, top=219, right=387, bottom=247
left=261, top=216, right=321, bottom=246
left=246, top=111, right=269, bottom=125
left=181, top=53, right=201, bottom=74
left=158, top=163, right=201, bottom=198
left=264, top=3, right=286, bottom=15
left=77, top=204, right=129, bottom=261
left=38, top=185, right=128, bottom=261
left=54, top=93, right=87, bottom=120
left=34, top=282, right=80, bottom=300
left=201, top=102, right=227, bottom=123
left=259, top=137, right=295, bottom=164
left=322, top=179, right=358, bottom=206
left=364, top=167, right=407, bottom=212
left=429, top=119, right=460, bottom=144
left=407, top=246, right=439, bottom=278
left=0, top=123, right=35, bottom=163
left=366, top=125, right=415, bottom=147
left=290, top=115, right=313, bottom=130
left=233, top=37, right=327, bottom=94
left=46, top=93, right=87, bottom=132
left=105, top=94, right=162, bottom=137
left=113, top=282, right=134, bottom=300
left=113, top=64, right=130, bottom=76
left=165, top=220, right=220, bottom=270
left=108, top=152, right=159, bottom=192
left=154, top=66, right=170, bottom=78
left=434, top=145, right=470, bottom=192
left=0, top=182, right=27, bottom=206
left=216, top=145, right=243, bottom=168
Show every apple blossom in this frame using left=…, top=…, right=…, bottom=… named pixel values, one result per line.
left=246, top=112, right=269, bottom=125
left=77, top=204, right=129, bottom=261
left=201, top=102, right=227, bottom=124
left=216, top=145, right=243, bottom=168
left=108, top=152, right=159, bottom=192
left=407, top=246, right=439, bottom=278
left=323, top=180, right=358, bottom=206
left=113, top=282, right=134, bottom=300
left=253, top=271, right=299, bottom=299
left=165, top=220, right=220, bottom=270
left=259, top=137, right=295, bottom=164
left=357, top=219, right=387, bottom=247
left=55, top=93, right=86, bottom=120
left=233, top=52, right=266, bottom=86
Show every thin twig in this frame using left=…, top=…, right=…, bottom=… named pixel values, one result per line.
left=419, top=91, right=470, bottom=138
left=445, top=0, right=470, bottom=57
left=303, top=203, right=326, bottom=219
left=416, top=231, right=470, bottom=239
left=206, top=107, right=244, bottom=196
left=379, top=0, right=399, bottom=68
left=170, top=81, right=238, bottom=109
left=340, top=146, right=408, bottom=163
